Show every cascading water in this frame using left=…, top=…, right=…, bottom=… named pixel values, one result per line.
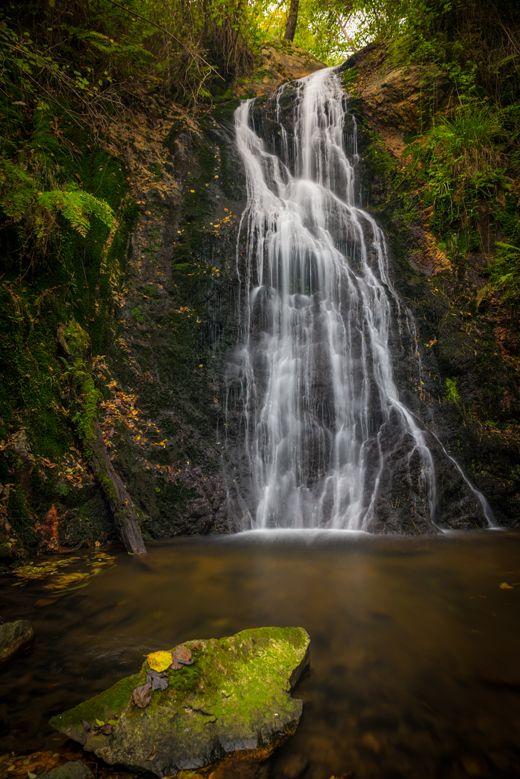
left=226, top=66, right=493, bottom=533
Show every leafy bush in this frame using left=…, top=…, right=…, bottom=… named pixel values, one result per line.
left=406, top=103, right=507, bottom=250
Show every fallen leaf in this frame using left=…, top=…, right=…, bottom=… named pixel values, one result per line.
left=171, top=644, right=193, bottom=670
left=147, top=650, right=173, bottom=672
left=132, top=682, right=152, bottom=708
left=499, top=582, right=513, bottom=590
left=147, top=669, right=168, bottom=691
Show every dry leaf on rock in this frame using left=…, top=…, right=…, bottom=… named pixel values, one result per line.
left=170, top=644, right=193, bottom=670
left=147, top=669, right=168, bottom=691
left=132, top=682, right=152, bottom=708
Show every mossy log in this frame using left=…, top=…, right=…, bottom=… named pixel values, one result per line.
left=58, top=321, right=146, bottom=555
left=85, top=422, right=146, bottom=554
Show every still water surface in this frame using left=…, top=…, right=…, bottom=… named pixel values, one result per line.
left=1, top=531, right=520, bottom=778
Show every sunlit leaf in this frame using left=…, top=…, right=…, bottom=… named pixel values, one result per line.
left=147, top=650, right=173, bottom=672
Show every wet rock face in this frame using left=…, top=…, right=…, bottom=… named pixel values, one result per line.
left=103, top=104, right=246, bottom=539
left=0, top=619, right=33, bottom=664
left=50, top=627, right=310, bottom=777
left=345, top=45, right=520, bottom=528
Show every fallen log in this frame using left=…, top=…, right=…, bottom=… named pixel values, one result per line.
left=58, top=320, right=146, bottom=555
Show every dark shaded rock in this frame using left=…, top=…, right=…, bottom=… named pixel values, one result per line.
left=42, top=762, right=94, bottom=779
left=50, top=627, right=310, bottom=777
left=0, top=619, right=34, bottom=664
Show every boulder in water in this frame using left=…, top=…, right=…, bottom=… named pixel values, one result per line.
left=42, top=762, right=94, bottom=779
left=50, top=626, right=310, bottom=777
left=0, top=619, right=34, bottom=664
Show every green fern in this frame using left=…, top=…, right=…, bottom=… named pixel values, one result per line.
left=488, top=242, right=520, bottom=302
left=37, top=187, right=115, bottom=237
left=0, top=158, right=37, bottom=220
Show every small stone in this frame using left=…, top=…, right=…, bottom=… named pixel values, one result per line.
left=0, top=619, right=34, bottom=664
left=461, top=755, right=487, bottom=776
left=360, top=731, right=382, bottom=754
left=277, top=752, right=309, bottom=778
left=42, top=762, right=94, bottom=779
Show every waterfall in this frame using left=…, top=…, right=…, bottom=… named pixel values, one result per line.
left=226, top=66, right=493, bottom=532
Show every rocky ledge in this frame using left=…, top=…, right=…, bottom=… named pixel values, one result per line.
left=50, top=626, right=310, bottom=777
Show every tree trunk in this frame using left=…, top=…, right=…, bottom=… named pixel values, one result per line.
left=57, top=321, right=146, bottom=555
left=88, top=424, right=147, bottom=555
left=284, top=0, right=299, bottom=41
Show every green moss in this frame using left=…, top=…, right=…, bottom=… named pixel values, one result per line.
left=445, top=377, right=461, bottom=405
left=130, top=306, right=145, bottom=323
left=62, top=321, right=90, bottom=357
left=50, top=627, right=310, bottom=774
left=7, top=486, right=38, bottom=548
left=52, top=671, right=143, bottom=731
left=75, top=370, right=102, bottom=444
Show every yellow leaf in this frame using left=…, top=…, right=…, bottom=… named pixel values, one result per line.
left=147, top=650, right=173, bottom=671
left=499, top=582, right=513, bottom=590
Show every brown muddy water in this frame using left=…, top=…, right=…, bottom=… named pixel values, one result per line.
left=1, top=530, right=520, bottom=779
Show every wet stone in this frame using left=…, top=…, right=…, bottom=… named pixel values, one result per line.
left=0, top=619, right=34, bottom=664
left=42, top=762, right=94, bottom=779
left=50, top=627, right=310, bottom=778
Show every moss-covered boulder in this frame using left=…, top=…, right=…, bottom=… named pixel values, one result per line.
left=50, top=627, right=310, bottom=777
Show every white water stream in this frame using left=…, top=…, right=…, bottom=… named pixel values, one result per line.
left=229, top=66, right=492, bottom=531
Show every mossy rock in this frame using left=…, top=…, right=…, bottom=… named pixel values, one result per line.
left=50, top=626, right=310, bottom=777
left=0, top=619, right=34, bottom=664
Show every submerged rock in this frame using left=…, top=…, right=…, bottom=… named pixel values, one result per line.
left=50, top=626, right=310, bottom=777
left=42, top=762, right=94, bottom=779
left=0, top=619, right=34, bottom=664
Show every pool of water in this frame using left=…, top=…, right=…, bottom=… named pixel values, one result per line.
left=1, top=530, right=520, bottom=778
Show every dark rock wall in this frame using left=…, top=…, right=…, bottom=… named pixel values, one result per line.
left=104, top=105, right=247, bottom=539
left=344, top=48, right=519, bottom=528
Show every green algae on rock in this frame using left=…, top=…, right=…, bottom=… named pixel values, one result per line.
left=50, top=626, right=310, bottom=777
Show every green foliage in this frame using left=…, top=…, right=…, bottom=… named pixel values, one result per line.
left=0, top=158, right=35, bottom=220
left=0, top=163, right=114, bottom=246
left=445, top=377, right=461, bottom=406
left=406, top=103, right=507, bottom=250
left=37, top=188, right=115, bottom=238
left=488, top=242, right=520, bottom=304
